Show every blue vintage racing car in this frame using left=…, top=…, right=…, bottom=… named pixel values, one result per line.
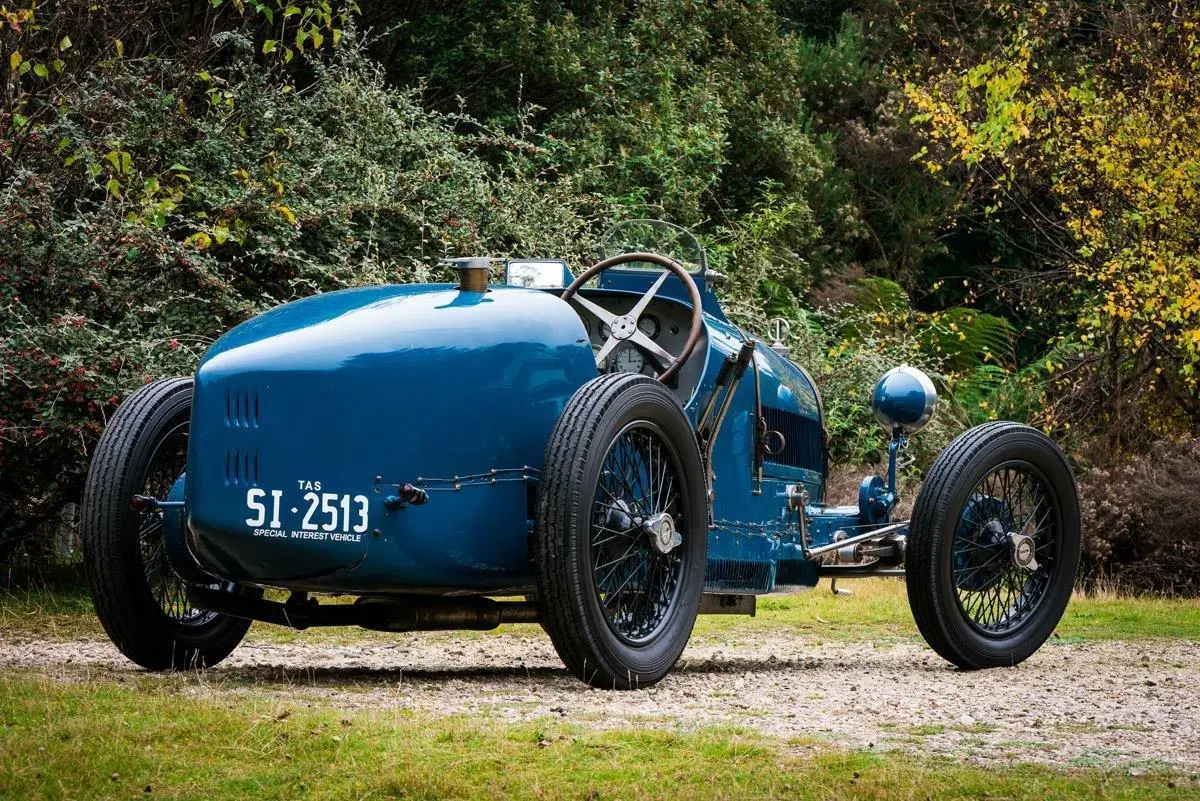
left=82, top=220, right=1081, bottom=689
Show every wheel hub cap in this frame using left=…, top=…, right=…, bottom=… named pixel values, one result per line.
left=1009, top=532, right=1039, bottom=571
left=644, top=512, right=681, bottom=554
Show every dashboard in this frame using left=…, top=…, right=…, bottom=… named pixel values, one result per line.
left=572, top=291, right=707, bottom=399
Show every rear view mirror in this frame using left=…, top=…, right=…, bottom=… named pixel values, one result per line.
left=506, top=259, right=571, bottom=289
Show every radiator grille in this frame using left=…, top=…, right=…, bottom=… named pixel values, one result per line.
left=761, top=406, right=824, bottom=473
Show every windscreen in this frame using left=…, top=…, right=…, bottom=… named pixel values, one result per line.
left=597, top=220, right=705, bottom=273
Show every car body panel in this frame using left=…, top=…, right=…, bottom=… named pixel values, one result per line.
left=185, top=283, right=596, bottom=591
left=171, top=260, right=867, bottom=596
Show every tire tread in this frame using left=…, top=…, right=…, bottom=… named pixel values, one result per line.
left=82, top=378, right=249, bottom=670
left=535, top=373, right=704, bottom=689
left=906, top=422, right=1079, bottom=669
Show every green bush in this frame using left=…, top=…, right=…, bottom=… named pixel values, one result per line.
left=370, top=1, right=867, bottom=288
left=0, top=31, right=605, bottom=549
left=5, top=0, right=1145, bottom=565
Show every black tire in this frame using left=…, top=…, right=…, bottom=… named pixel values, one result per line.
left=906, top=422, right=1080, bottom=669
left=535, top=373, right=707, bottom=689
left=82, top=377, right=251, bottom=670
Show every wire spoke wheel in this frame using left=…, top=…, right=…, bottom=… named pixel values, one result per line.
left=82, top=377, right=251, bottom=671
left=136, top=422, right=216, bottom=627
left=906, top=422, right=1080, bottom=670
left=535, top=373, right=706, bottom=689
left=591, top=422, right=684, bottom=644
left=952, top=462, right=1058, bottom=636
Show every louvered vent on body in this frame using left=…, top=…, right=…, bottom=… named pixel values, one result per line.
left=223, top=448, right=260, bottom=486
left=223, top=389, right=260, bottom=486
left=704, top=558, right=772, bottom=593
left=224, top=389, right=260, bottom=428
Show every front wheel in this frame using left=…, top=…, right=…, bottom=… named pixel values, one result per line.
left=82, top=377, right=251, bottom=670
left=907, top=422, right=1081, bottom=669
left=535, top=373, right=707, bottom=689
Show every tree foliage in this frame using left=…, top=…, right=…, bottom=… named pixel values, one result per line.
left=0, top=3, right=602, bottom=544
left=2, top=0, right=1199, bottom=578
left=905, top=1, right=1200, bottom=442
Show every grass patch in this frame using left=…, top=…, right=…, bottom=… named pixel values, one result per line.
left=691, top=580, right=1200, bottom=643
left=0, top=673, right=1192, bottom=800
left=0, top=585, right=96, bottom=640
left=1054, top=721, right=1109, bottom=735
left=1055, top=592, right=1200, bottom=640
left=3, top=578, right=1199, bottom=645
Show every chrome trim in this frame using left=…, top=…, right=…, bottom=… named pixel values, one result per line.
left=803, top=520, right=908, bottom=559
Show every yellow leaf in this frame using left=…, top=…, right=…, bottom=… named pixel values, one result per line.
left=186, top=232, right=212, bottom=250
left=9, top=51, right=21, bottom=71
left=59, top=35, right=72, bottom=52
left=114, top=38, right=124, bottom=58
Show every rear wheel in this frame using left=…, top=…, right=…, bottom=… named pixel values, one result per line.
left=535, top=373, right=707, bottom=689
left=906, top=422, right=1080, bottom=668
left=82, top=378, right=251, bottom=670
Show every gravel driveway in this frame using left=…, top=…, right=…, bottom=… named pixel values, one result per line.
left=2, top=630, right=1197, bottom=773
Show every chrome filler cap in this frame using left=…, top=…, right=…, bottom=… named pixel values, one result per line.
left=442, top=257, right=494, bottom=293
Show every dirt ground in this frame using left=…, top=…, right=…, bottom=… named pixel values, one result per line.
left=2, top=628, right=1197, bottom=773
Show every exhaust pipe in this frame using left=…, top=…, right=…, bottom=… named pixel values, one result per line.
left=189, top=587, right=539, bottom=631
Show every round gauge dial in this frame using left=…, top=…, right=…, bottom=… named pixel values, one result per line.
left=637, top=315, right=660, bottom=339
left=611, top=345, right=647, bottom=374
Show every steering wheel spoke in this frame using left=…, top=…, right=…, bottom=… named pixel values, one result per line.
left=560, top=252, right=704, bottom=384
left=631, top=330, right=676, bottom=373
left=569, top=294, right=618, bottom=326
left=627, top=270, right=670, bottom=320
left=594, top=336, right=622, bottom=368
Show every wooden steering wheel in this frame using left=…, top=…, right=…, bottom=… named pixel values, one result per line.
left=561, top=252, right=704, bottom=383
